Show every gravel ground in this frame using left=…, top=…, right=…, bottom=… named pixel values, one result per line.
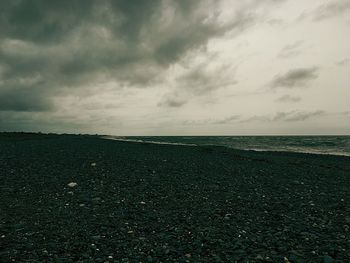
left=1, top=134, right=350, bottom=262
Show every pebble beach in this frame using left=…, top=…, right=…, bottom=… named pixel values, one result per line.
left=1, top=133, right=350, bottom=262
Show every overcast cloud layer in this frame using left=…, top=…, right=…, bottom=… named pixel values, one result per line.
left=0, top=0, right=349, bottom=135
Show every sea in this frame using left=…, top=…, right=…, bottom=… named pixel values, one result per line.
left=103, top=136, right=350, bottom=157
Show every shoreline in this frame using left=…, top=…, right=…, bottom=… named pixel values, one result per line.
left=101, top=135, right=350, bottom=158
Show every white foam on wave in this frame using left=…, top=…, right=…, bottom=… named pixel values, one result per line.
left=240, top=147, right=350, bottom=157
left=101, top=136, right=198, bottom=147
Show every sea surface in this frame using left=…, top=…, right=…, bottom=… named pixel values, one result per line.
left=104, top=136, right=350, bottom=157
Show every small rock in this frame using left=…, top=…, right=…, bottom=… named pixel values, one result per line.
left=91, top=162, right=96, bottom=166
left=140, top=201, right=146, bottom=205
left=290, top=250, right=303, bottom=257
left=92, top=197, right=102, bottom=202
left=67, top=182, right=77, bottom=188
left=289, top=253, right=305, bottom=263
left=224, top=213, right=232, bottom=220
left=323, top=255, right=334, bottom=263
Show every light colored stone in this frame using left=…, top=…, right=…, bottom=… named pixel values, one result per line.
left=67, top=182, right=78, bottom=188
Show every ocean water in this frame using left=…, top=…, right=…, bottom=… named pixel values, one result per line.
left=104, top=136, right=350, bottom=157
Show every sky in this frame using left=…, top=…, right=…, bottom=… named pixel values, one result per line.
left=0, top=0, right=349, bottom=135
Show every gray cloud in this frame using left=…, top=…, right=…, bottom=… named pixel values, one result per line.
left=158, top=95, right=187, bottom=108
left=275, top=95, right=301, bottom=103
left=336, top=58, right=350, bottom=66
left=343, top=111, right=350, bottom=118
left=278, top=41, right=303, bottom=59
left=240, top=115, right=271, bottom=123
left=273, top=110, right=325, bottom=122
left=312, top=0, right=350, bottom=21
left=187, top=110, right=325, bottom=125
left=241, top=110, right=325, bottom=123
left=271, top=67, right=318, bottom=89
left=213, top=115, right=240, bottom=124
left=159, top=59, right=237, bottom=107
left=176, top=63, right=237, bottom=93
left=182, top=115, right=241, bottom=126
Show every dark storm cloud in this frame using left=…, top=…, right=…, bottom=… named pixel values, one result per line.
left=0, top=111, right=89, bottom=132
left=0, top=86, right=52, bottom=112
left=0, top=66, right=53, bottom=111
left=275, top=95, right=301, bottom=103
left=0, top=0, right=261, bottom=113
left=0, top=0, right=94, bottom=43
left=271, top=67, right=318, bottom=89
